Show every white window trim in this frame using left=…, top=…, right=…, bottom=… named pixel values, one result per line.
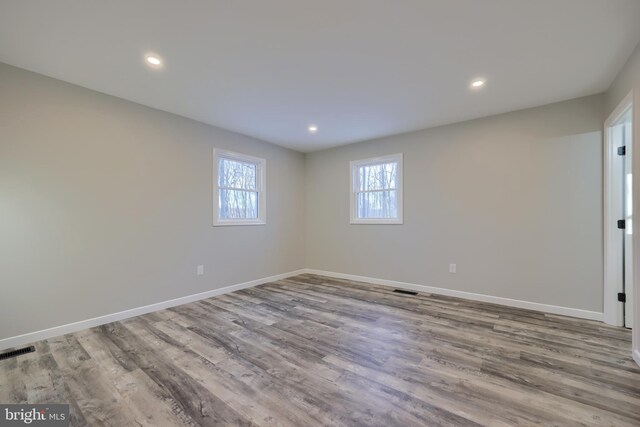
left=213, top=148, right=266, bottom=226
left=350, top=153, right=403, bottom=225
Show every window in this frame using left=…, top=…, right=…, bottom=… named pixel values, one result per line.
left=213, top=149, right=266, bottom=226
left=350, top=153, right=403, bottom=224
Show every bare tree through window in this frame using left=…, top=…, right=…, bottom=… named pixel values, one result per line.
left=351, top=153, right=403, bottom=224
left=218, top=158, right=258, bottom=219
left=214, top=150, right=265, bottom=225
left=357, top=162, right=398, bottom=218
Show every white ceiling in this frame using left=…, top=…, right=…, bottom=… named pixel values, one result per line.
left=1, top=1, right=640, bottom=152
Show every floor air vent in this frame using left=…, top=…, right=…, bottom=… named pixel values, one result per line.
left=0, top=346, right=35, bottom=361
left=393, top=289, right=418, bottom=296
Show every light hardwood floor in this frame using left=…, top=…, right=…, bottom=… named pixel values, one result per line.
left=1, top=274, right=639, bottom=426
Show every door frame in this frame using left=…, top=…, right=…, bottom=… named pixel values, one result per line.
left=604, top=91, right=633, bottom=327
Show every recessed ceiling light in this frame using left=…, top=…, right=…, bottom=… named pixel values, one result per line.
left=308, top=125, right=318, bottom=133
left=471, top=79, right=485, bottom=88
left=145, top=55, right=162, bottom=67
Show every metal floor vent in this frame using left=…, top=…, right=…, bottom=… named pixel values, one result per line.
left=0, top=346, right=35, bottom=361
left=393, top=289, right=418, bottom=296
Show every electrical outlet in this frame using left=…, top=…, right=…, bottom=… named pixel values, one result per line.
left=197, top=265, right=204, bottom=276
left=449, top=263, right=457, bottom=273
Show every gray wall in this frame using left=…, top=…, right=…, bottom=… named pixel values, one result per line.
left=0, top=57, right=615, bottom=341
left=606, top=41, right=640, bottom=116
left=0, top=63, right=305, bottom=340
left=305, top=95, right=604, bottom=312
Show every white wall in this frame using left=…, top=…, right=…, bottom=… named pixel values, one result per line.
left=305, top=95, right=604, bottom=312
left=0, top=63, right=305, bottom=341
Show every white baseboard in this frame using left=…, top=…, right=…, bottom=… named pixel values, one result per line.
left=0, top=269, right=306, bottom=352
left=303, top=269, right=604, bottom=322
left=0, top=267, right=607, bottom=352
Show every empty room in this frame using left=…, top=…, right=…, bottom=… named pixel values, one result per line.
left=2, top=1, right=640, bottom=426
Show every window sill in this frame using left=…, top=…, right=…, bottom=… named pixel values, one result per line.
left=213, top=220, right=266, bottom=227
left=350, top=218, right=403, bottom=225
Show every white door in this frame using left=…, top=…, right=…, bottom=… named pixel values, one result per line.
left=604, top=94, right=634, bottom=329
left=623, top=116, right=633, bottom=328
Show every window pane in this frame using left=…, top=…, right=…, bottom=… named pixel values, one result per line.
left=358, top=162, right=397, bottom=191
left=219, top=190, right=258, bottom=219
left=357, top=190, right=397, bottom=218
left=218, top=158, right=257, bottom=190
